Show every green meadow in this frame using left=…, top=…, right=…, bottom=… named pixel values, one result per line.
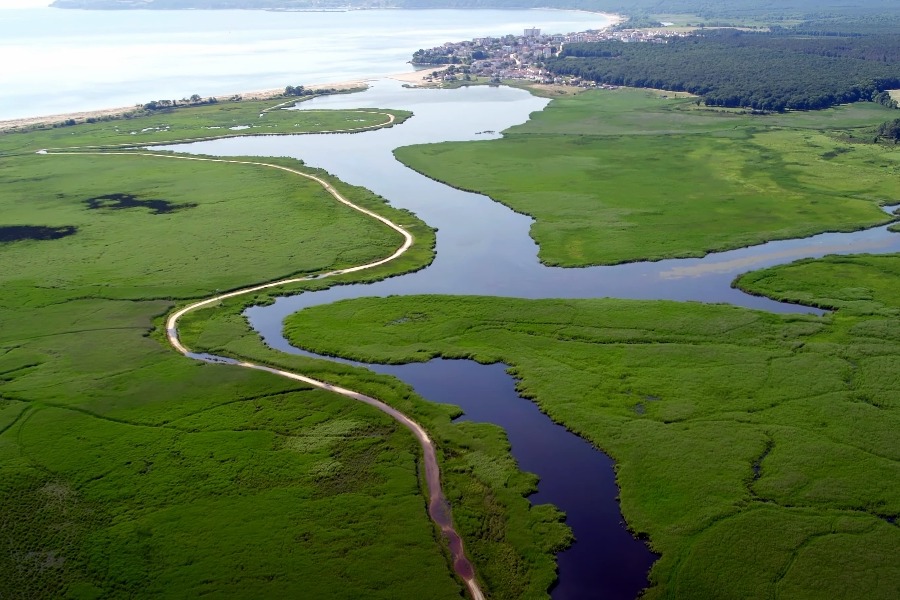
left=395, top=88, right=900, bottom=266
left=0, top=107, right=496, bottom=598
left=284, top=251, right=900, bottom=599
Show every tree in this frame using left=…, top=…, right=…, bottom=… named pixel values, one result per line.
left=876, top=118, right=900, bottom=141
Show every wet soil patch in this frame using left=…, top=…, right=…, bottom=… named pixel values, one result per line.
left=752, top=437, right=775, bottom=482
left=83, top=193, right=196, bottom=215
left=0, top=225, right=77, bottom=244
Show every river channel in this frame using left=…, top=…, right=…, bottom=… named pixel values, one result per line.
left=167, top=80, right=900, bottom=599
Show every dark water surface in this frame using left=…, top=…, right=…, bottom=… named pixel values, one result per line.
left=167, top=81, right=900, bottom=599
left=373, top=359, right=655, bottom=600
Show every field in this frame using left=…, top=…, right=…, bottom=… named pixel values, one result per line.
left=395, top=88, right=900, bottom=266
left=0, top=104, right=544, bottom=598
left=283, top=252, right=900, bottom=599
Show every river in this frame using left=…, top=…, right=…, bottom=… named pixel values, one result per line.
left=164, top=80, right=900, bottom=599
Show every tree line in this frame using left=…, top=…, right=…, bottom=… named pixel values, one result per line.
left=548, top=31, right=900, bottom=112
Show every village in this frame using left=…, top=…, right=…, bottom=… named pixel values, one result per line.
left=412, top=23, right=691, bottom=86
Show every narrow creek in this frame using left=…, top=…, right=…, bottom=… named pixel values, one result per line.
left=165, top=80, right=900, bottom=599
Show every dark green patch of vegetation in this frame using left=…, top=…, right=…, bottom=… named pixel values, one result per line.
left=395, top=88, right=899, bottom=266
left=283, top=254, right=900, bottom=599
left=83, top=193, right=197, bottom=215
left=550, top=31, right=900, bottom=111
left=875, top=118, right=900, bottom=143
left=0, top=225, right=77, bottom=243
left=141, top=94, right=218, bottom=111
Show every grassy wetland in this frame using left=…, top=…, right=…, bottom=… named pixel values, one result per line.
left=278, top=86, right=900, bottom=598
left=4, top=80, right=900, bottom=599
left=284, top=256, right=900, bottom=598
left=0, top=99, right=571, bottom=598
left=395, top=88, right=900, bottom=266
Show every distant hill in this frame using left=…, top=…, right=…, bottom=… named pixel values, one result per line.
left=46, top=0, right=900, bottom=23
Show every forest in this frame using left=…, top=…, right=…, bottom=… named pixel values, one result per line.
left=548, top=31, right=900, bottom=112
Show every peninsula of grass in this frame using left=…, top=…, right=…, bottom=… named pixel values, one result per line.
left=0, top=108, right=565, bottom=598
left=735, top=253, right=900, bottom=314
left=283, top=255, right=900, bottom=599
left=0, top=96, right=410, bottom=155
left=394, top=88, right=900, bottom=266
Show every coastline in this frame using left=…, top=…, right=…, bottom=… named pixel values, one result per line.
left=0, top=69, right=452, bottom=133
left=0, top=8, right=621, bottom=132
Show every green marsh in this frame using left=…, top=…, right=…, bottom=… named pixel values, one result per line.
left=284, top=253, right=900, bottom=599
left=395, top=89, right=900, bottom=266
left=0, top=107, right=491, bottom=598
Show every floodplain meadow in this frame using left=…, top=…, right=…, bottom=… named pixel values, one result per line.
left=395, top=88, right=899, bottom=266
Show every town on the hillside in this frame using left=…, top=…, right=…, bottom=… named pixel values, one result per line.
left=411, top=24, right=690, bottom=85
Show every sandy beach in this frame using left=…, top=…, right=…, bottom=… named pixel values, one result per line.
left=0, top=69, right=448, bottom=133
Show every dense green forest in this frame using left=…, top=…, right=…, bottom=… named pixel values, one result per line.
left=548, top=31, right=900, bottom=112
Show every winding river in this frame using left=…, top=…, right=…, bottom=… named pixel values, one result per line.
left=166, top=80, right=900, bottom=599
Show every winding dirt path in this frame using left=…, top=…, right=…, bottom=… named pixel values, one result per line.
left=44, top=145, right=485, bottom=600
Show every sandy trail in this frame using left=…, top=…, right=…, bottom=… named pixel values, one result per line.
left=42, top=141, right=485, bottom=600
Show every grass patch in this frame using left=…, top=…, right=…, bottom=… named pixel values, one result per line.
left=395, top=88, right=899, bottom=266
left=0, top=152, right=408, bottom=301
left=736, top=253, right=900, bottom=313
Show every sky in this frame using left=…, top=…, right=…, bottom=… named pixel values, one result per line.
left=0, top=1, right=52, bottom=8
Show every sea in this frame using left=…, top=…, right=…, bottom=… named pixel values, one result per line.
left=0, top=6, right=611, bottom=120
